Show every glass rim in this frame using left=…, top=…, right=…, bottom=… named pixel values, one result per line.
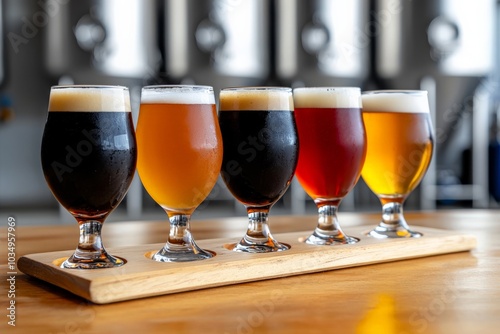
left=221, top=86, right=292, bottom=92
left=362, top=90, right=427, bottom=95
left=51, top=85, right=129, bottom=91
left=142, top=85, right=214, bottom=91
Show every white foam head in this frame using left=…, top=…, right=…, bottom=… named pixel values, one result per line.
left=49, top=85, right=131, bottom=112
left=293, top=87, right=361, bottom=108
left=362, top=90, right=430, bottom=113
left=141, top=85, right=215, bottom=105
left=219, top=87, right=293, bottom=111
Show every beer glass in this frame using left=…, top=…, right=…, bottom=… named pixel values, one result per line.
left=294, top=87, right=366, bottom=245
left=361, top=90, right=434, bottom=238
left=41, top=85, right=137, bottom=269
left=137, top=85, right=223, bottom=262
left=219, top=87, right=299, bottom=252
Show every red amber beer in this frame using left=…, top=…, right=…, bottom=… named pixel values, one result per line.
left=361, top=90, right=434, bottom=238
left=41, top=85, right=137, bottom=269
left=294, top=88, right=366, bottom=201
left=294, top=87, right=366, bottom=245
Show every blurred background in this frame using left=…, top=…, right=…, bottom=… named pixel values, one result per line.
left=1, top=0, right=500, bottom=225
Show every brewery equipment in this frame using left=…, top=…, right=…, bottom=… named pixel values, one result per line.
left=163, top=0, right=271, bottom=91
left=274, top=0, right=370, bottom=88
left=373, top=0, right=496, bottom=208
left=44, top=0, right=161, bottom=83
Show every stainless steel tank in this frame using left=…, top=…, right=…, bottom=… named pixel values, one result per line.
left=44, top=0, right=161, bottom=83
left=373, top=0, right=497, bottom=208
left=274, top=0, right=370, bottom=88
left=163, top=0, right=271, bottom=91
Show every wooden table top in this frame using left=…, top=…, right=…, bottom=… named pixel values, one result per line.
left=1, top=209, right=499, bottom=333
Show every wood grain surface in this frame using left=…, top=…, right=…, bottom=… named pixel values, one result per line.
left=1, top=210, right=499, bottom=333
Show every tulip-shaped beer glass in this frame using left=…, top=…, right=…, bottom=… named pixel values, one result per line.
left=137, top=85, right=223, bottom=262
left=41, top=85, right=137, bottom=269
left=361, top=90, right=434, bottom=238
left=294, top=87, right=366, bottom=245
left=219, top=87, right=299, bottom=252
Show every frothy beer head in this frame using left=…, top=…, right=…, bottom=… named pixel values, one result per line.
left=49, top=85, right=131, bottom=112
left=219, top=87, right=293, bottom=111
left=293, top=87, right=361, bottom=109
left=141, top=85, right=215, bottom=105
left=362, top=90, right=430, bottom=113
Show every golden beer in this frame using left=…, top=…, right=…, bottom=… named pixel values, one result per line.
left=361, top=90, right=434, bottom=238
left=361, top=111, right=433, bottom=198
left=361, top=92, right=433, bottom=200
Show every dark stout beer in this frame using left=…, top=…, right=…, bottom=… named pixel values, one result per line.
left=219, top=109, right=299, bottom=206
left=218, top=87, right=298, bottom=253
left=219, top=88, right=298, bottom=208
left=41, top=86, right=137, bottom=220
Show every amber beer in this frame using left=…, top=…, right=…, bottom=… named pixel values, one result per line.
left=136, top=86, right=223, bottom=214
left=361, top=91, right=434, bottom=199
left=41, top=86, right=137, bottom=218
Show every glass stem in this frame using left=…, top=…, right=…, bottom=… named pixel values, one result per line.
left=153, top=213, right=213, bottom=262
left=166, top=214, right=193, bottom=251
left=246, top=210, right=271, bottom=240
left=62, top=219, right=124, bottom=268
left=232, top=208, right=289, bottom=252
left=367, top=200, right=422, bottom=238
left=380, top=202, right=409, bottom=230
left=317, top=205, right=343, bottom=236
left=75, top=220, right=106, bottom=257
left=305, top=204, right=359, bottom=245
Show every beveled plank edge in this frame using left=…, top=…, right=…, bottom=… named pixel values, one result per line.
left=17, top=256, right=93, bottom=301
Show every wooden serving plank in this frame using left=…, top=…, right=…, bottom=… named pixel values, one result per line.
left=17, top=226, right=476, bottom=304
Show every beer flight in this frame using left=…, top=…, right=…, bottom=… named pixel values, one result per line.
left=40, top=85, right=434, bottom=269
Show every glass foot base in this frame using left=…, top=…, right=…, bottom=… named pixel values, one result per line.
left=231, top=235, right=290, bottom=253
left=367, top=225, right=423, bottom=238
left=231, top=242, right=289, bottom=253
left=305, top=232, right=359, bottom=245
left=61, top=254, right=125, bottom=269
left=152, top=247, right=213, bottom=262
